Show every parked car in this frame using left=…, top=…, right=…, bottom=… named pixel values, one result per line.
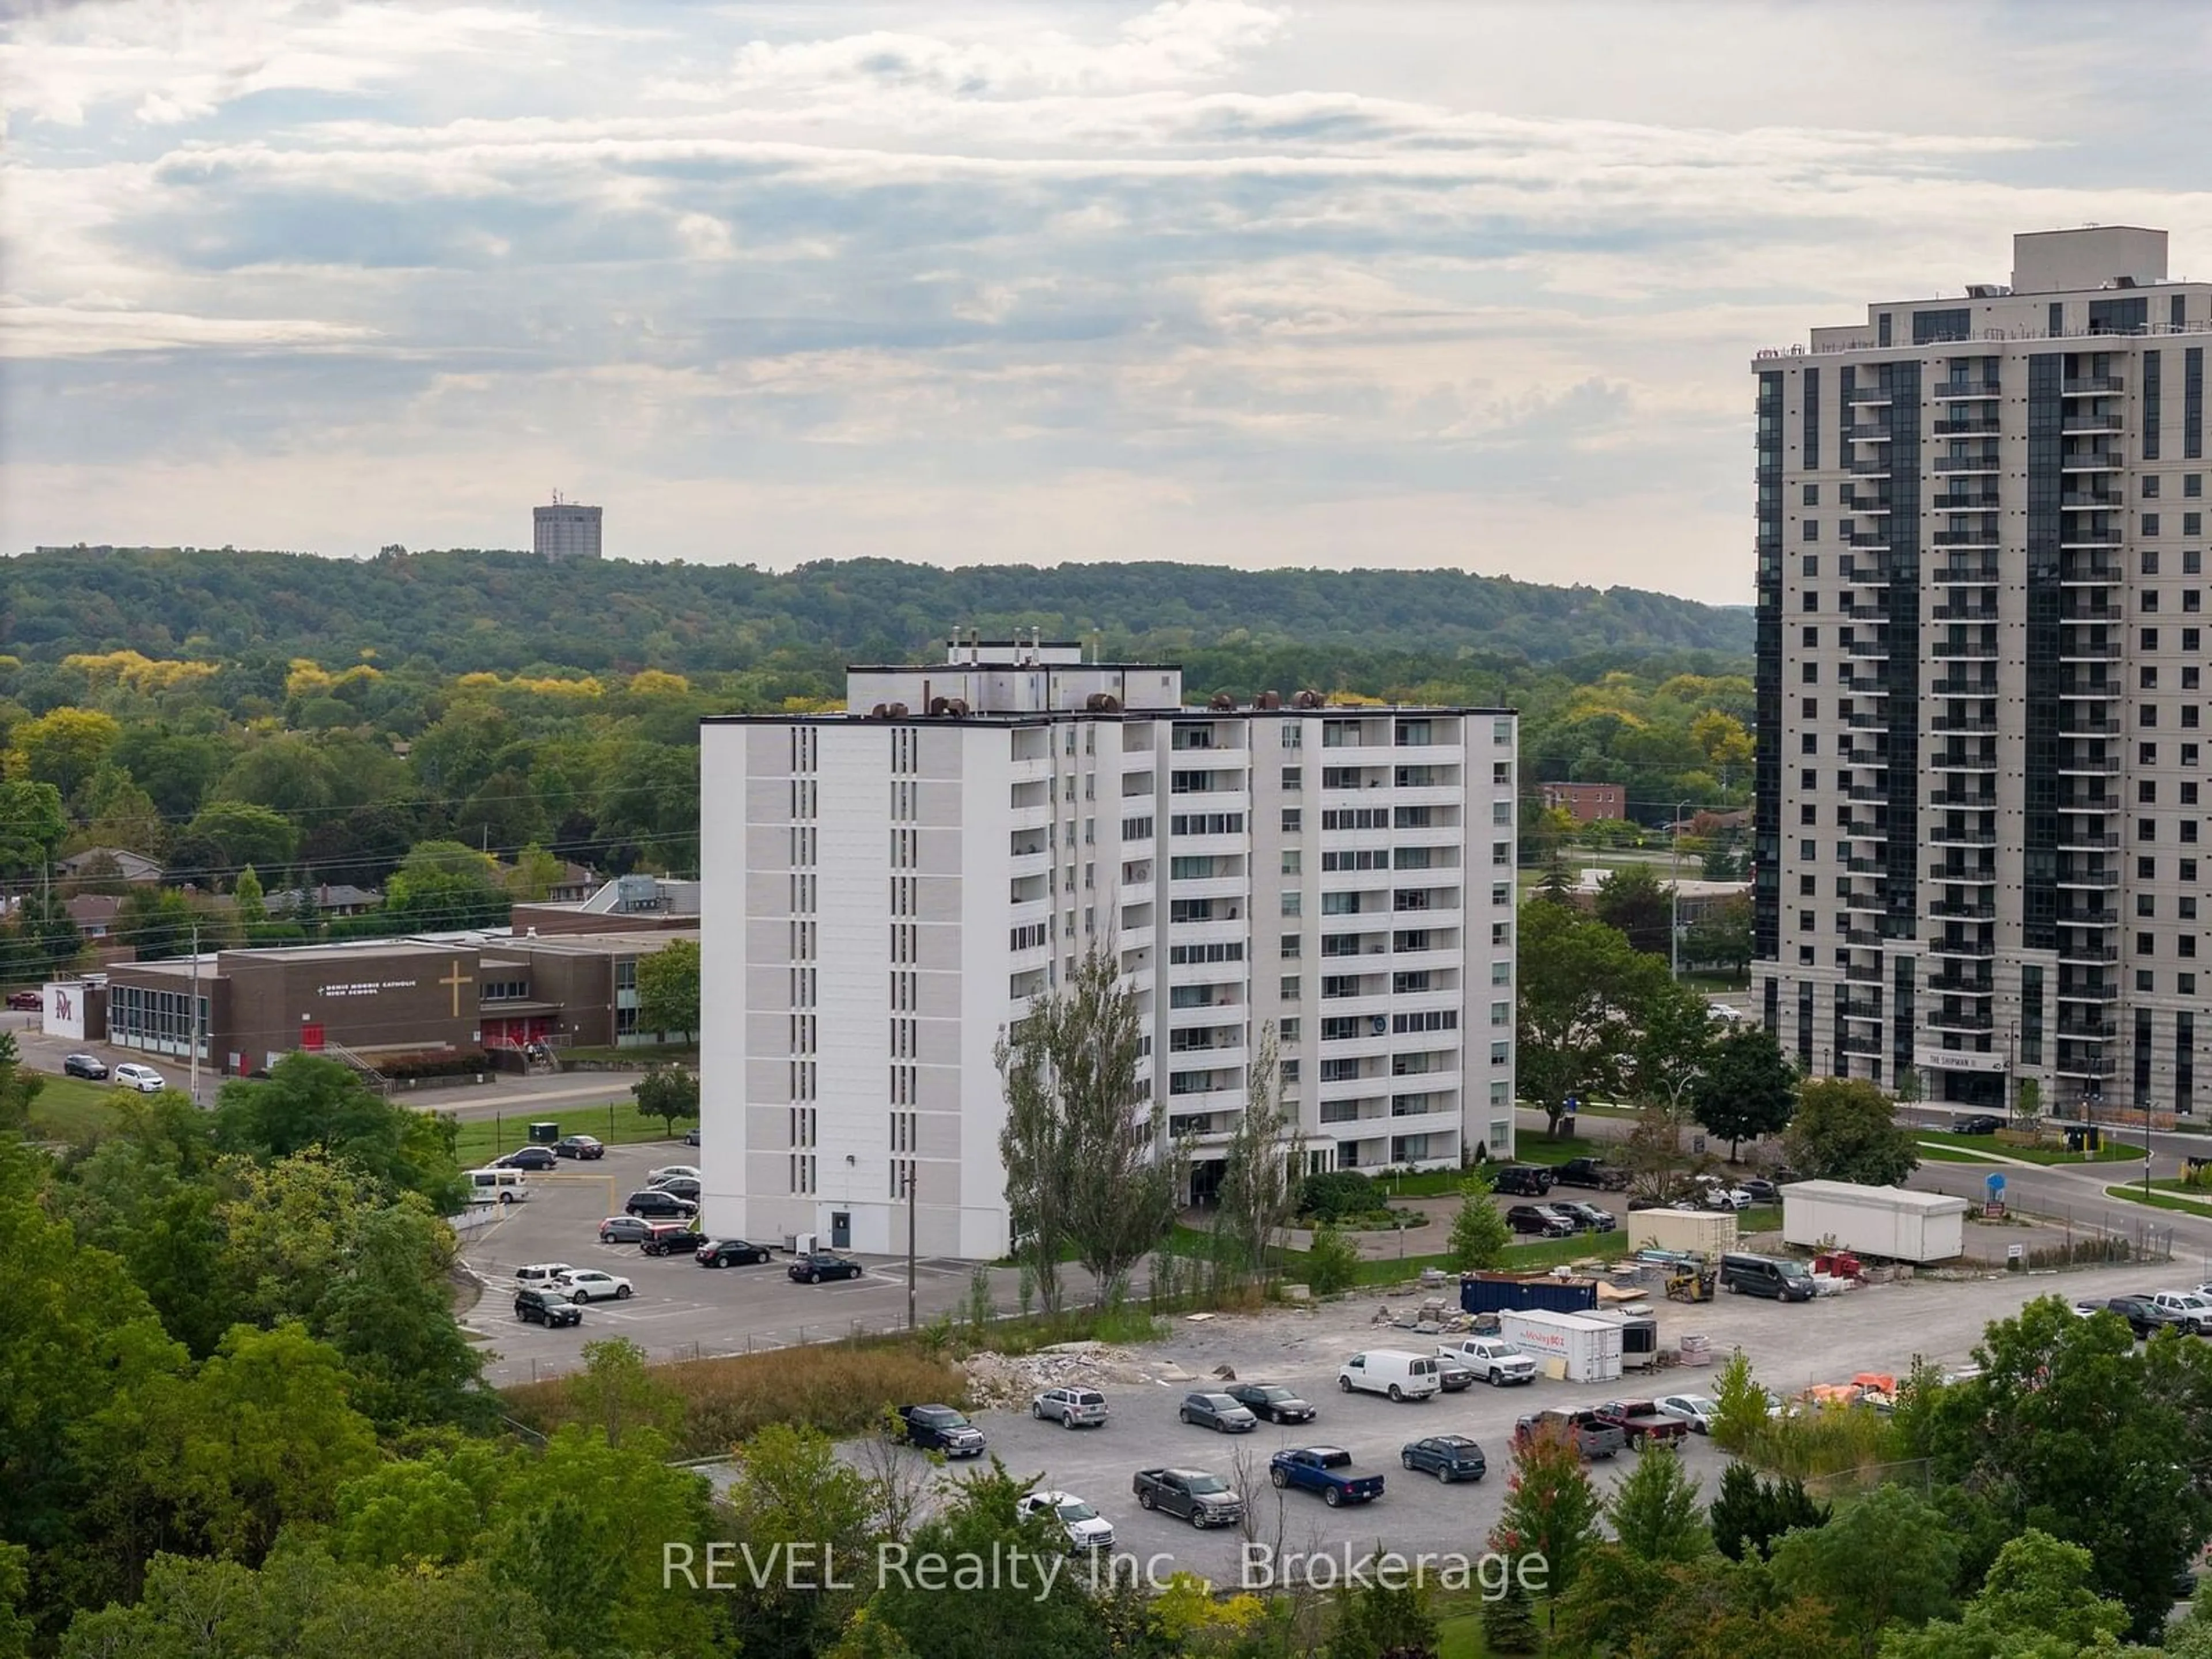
left=1032, top=1387, right=1111, bottom=1429
left=2147, top=1291, right=2212, bottom=1334
left=1179, top=1392, right=1259, bottom=1433
left=787, top=1251, right=863, bottom=1283
left=640, top=1225, right=709, bottom=1257
left=649, top=1164, right=702, bottom=1185
left=553, top=1135, right=605, bottom=1160
left=1445, top=1337, right=1537, bottom=1387
left=1017, top=1490, right=1113, bottom=1552
left=62, top=1052, right=108, bottom=1080
left=1654, top=1393, right=1718, bottom=1434
left=624, top=1188, right=698, bottom=1220
left=112, top=1062, right=165, bottom=1093
left=556, top=1268, right=634, bottom=1302
left=1550, top=1200, right=1618, bottom=1233
left=683, top=1128, right=702, bottom=1146
left=513, top=1262, right=575, bottom=1289
left=514, top=1287, right=583, bottom=1327
left=1400, top=1435, right=1487, bottom=1483
left=1738, top=1177, right=1783, bottom=1205
left=1514, top=1409, right=1625, bottom=1460
left=1225, top=1383, right=1315, bottom=1424
left=1268, top=1446, right=1384, bottom=1508
left=1131, top=1468, right=1243, bottom=1529
left=4, top=990, right=41, bottom=1011
left=495, top=1146, right=559, bottom=1171
left=1553, top=1157, right=1630, bottom=1191
left=1492, top=1165, right=1554, bottom=1196
left=654, top=1176, right=703, bottom=1203
left=1720, top=1251, right=1816, bottom=1301
left=696, top=1238, right=773, bottom=1268
left=1505, top=1203, right=1577, bottom=1238
left=1338, top=1349, right=1441, bottom=1402
left=599, top=1215, right=654, bottom=1244
left=896, top=1404, right=987, bottom=1457
left=1431, top=1354, right=1476, bottom=1393
left=1953, top=1114, right=2005, bottom=1135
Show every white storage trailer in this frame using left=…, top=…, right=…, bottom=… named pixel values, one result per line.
left=1781, top=1180, right=1968, bottom=1264
left=1496, top=1309, right=1624, bottom=1383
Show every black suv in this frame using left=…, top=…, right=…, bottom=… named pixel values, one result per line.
left=1551, top=1200, right=1617, bottom=1233
left=1554, top=1158, right=1630, bottom=1191
left=495, top=1146, right=560, bottom=1171
left=514, top=1287, right=583, bottom=1327
left=641, top=1226, right=709, bottom=1257
left=1506, top=1204, right=1577, bottom=1238
left=895, top=1404, right=986, bottom=1457
left=1493, top=1165, right=1554, bottom=1196
left=625, top=1189, right=699, bottom=1220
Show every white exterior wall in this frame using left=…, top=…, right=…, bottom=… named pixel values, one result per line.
left=702, top=681, right=1519, bottom=1262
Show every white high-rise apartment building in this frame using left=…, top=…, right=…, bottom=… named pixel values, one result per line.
left=700, top=638, right=1520, bottom=1259
left=1755, top=226, right=2212, bottom=1118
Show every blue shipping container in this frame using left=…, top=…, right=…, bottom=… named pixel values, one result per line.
left=1459, top=1272, right=1600, bottom=1317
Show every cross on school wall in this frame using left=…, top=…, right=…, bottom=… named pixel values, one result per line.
left=441, top=961, right=473, bottom=1017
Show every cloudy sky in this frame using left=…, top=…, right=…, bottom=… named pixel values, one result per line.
left=7, top=1, right=2212, bottom=603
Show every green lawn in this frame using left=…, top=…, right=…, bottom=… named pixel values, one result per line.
left=2104, top=1180, right=2212, bottom=1219
left=1918, top=1129, right=2143, bottom=1165
left=26, top=1075, right=131, bottom=1141
left=444, top=1108, right=692, bottom=1168
left=1919, top=1145, right=1997, bottom=1164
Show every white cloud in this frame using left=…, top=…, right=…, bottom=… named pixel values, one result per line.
left=5, top=0, right=2211, bottom=601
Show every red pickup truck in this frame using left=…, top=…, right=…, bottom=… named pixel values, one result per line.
left=1593, top=1399, right=1692, bottom=1451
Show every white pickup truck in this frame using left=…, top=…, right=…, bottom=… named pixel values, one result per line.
left=1442, top=1336, right=1538, bottom=1387
left=2146, top=1290, right=2212, bottom=1334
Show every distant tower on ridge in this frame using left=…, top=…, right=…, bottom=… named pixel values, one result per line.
left=534, top=490, right=603, bottom=560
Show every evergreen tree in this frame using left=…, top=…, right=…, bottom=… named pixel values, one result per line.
left=1446, top=1168, right=1511, bottom=1271
left=1481, top=1574, right=1541, bottom=1654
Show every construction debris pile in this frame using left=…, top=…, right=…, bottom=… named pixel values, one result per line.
left=962, top=1342, right=1192, bottom=1408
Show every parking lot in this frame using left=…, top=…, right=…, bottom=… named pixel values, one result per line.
left=730, top=1257, right=2188, bottom=1586
left=460, top=1141, right=1025, bottom=1385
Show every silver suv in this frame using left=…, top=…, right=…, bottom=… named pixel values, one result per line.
left=1032, top=1387, right=1110, bottom=1428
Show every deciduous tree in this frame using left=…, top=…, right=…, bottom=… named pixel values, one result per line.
left=1768, top=1482, right=1957, bottom=1656
left=1492, top=1421, right=1603, bottom=1615
left=1517, top=902, right=1669, bottom=1134
left=1694, top=1025, right=1798, bottom=1161
left=1784, top=1077, right=1918, bottom=1186
left=1215, top=1022, right=1300, bottom=1281
left=1878, top=1529, right=2130, bottom=1659
left=636, top=936, right=700, bottom=1040
left=633, top=1066, right=700, bottom=1134
left=996, top=942, right=1175, bottom=1309
left=1594, top=863, right=1672, bottom=957
left=1606, top=1444, right=1710, bottom=1565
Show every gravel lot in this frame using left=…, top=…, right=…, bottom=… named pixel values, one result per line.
left=801, top=1260, right=2191, bottom=1589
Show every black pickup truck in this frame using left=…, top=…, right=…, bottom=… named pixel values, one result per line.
left=1132, top=1468, right=1245, bottom=1529
left=1513, top=1408, right=1626, bottom=1461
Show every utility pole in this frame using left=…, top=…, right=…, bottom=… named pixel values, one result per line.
left=1670, top=797, right=1690, bottom=980
left=187, top=924, right=201, bottom=1107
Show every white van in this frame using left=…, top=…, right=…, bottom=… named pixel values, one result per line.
left=466, top=1168, right=531, bottom=1205
left=1337, top=1349, right=1441, bottom=1402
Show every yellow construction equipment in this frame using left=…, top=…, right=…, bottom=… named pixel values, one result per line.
left=1666, top=1269, right=1715, bottom=1304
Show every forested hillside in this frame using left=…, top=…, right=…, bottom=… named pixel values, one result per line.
left=2, top=547, right=1750, bottom=676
